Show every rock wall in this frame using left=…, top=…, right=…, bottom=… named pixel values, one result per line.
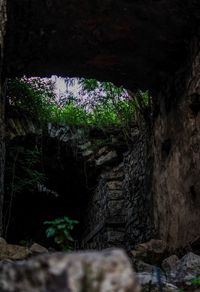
left=124, top=126, right=153, bottom=250
left=7, top=118, right=153, bottom=250
left=153, top=38, right=200, bottom=249
left=5, top=0, right=198, bottom=92
left=81, top=162, right=126, bottom=249
left=3, top=0, right=200, bottom=251
left=0, top=0, right=7, bottom=236
left=80, top=124, right=153, bottom=250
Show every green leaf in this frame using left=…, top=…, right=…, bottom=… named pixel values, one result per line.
left=46, top=227, right=56, bottom=238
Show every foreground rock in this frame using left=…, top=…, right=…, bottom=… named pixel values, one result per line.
left=0, top=249, right=141, bottom=292
left=136, top=252, right=200, bottom=291
left=137, top=272, right=179, bottom=292
left=163, top=252, right=200, bottom=288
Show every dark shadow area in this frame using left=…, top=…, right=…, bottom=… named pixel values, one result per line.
left=4, top=134, right=96, bottom=247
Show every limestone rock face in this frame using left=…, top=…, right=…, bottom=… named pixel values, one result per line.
left=29, top=243, right=48, bottom=255
left=5, top=0, right=200, bottom=92
left=153, top=40, right=200, bottom=249
left=0, top=249, right=141, bottom=292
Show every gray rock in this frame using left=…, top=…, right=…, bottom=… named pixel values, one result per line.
left=29, top=243, right=48, bottom=255
left=96, top=151, right=117, bottom=166
left=0, top=237, right=6, bottom=245
left=162, top=255, right=180, bottom=273
left=172, top=252, right=200, bottom=284
left=137, top=272, right=179, bottom=291
left=82, top=149, right=93, bottom=157
left=96, top=146, right=109, bottom=157
left=78, top=142, right=92, bottom=150
left=131, top=239, right=167, bottom=263
left=136, top=260, right=155, bottom=273
left=0, top=249, right=141, bottom=292
left=0, top=241, right=31, bottom=261
left=107, top=180, right=123, bottom=190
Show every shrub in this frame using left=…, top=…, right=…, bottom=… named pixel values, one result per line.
left=7, top=77, right=151, bottom=129
left=44, top=216, right=79, bottom=250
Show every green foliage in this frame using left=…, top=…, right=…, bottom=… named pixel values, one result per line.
left=178, top=276, right=200, bottom=291
left=7, top=77, right=152, bottom=130
left=50, top=101, right=90, bottom=126
left=6, top=145, right=45, bottom=195
left=191, top=276, right=200, bottom=286
left=44, top=216, right=79, bottom=251
left=7, top=77, right=56, bottom=124
left=19, top=239, right=33, bottom=247
left=4, top=144, right=45, bottom=237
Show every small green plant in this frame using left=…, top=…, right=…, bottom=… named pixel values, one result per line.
left=191, top=276, right=200, bottom=286
left=19, top=239, right=33, bottom=247
left=44, top=216, right=79, bottom=251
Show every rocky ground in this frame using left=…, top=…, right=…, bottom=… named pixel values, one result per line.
left=0, top=237, right=200, bottom=291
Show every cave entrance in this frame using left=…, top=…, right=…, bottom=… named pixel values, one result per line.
left=5, top=132, right=96, bottom=249
left=5, top=75, right=152, bottom=250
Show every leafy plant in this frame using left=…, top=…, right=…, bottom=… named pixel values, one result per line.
left=7, top=77, right=152, bottom=131
left=6, top=145, right=45, bottom=194
left=191, top=276, right=200, bottom=286
left=44, top=216, right=79, bottom=250
left=7, top=77, right=56, bottom=124
left=19, top=238, right=33, bottom=247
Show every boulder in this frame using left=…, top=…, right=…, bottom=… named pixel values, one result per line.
left=172, top=252, right=200, bottom=284
left=131, top=239, right=167, bottom=264
left=0, top=237, right=7, bottom=245
left=0, top=249, right=141, bottom=292
left=0, top=239, right=31, bottom=261
left=29, top=243, right=48, bottom=255
left=162, top=255, right=180, bottom=274
left=82, top=149, right=93, bottom=157
left=159, top=252, right=200, bottom=290
left=137, top=272, right=179, bottom=292
left=95, top=151, right=117, bottom=166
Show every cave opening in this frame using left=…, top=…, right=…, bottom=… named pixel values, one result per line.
left=5, top=75, right=146, bottom=250
left=4, top=132, right=98, bottom=249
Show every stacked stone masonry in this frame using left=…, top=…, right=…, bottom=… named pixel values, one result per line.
left=7, top=120, right=153, bottom=250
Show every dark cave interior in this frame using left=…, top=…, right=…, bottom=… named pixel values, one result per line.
left=4, top=134, right=97, bottom=248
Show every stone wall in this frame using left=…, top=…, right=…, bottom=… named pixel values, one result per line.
left=124, top=126, right=153, bottom=250
left=81, top=162, right=126, bottom=249
left=7, top=118, right=153, bottom=250
left=80, top=124, right=153, bottom=250
left=153, top=38, right=200, bottom=249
